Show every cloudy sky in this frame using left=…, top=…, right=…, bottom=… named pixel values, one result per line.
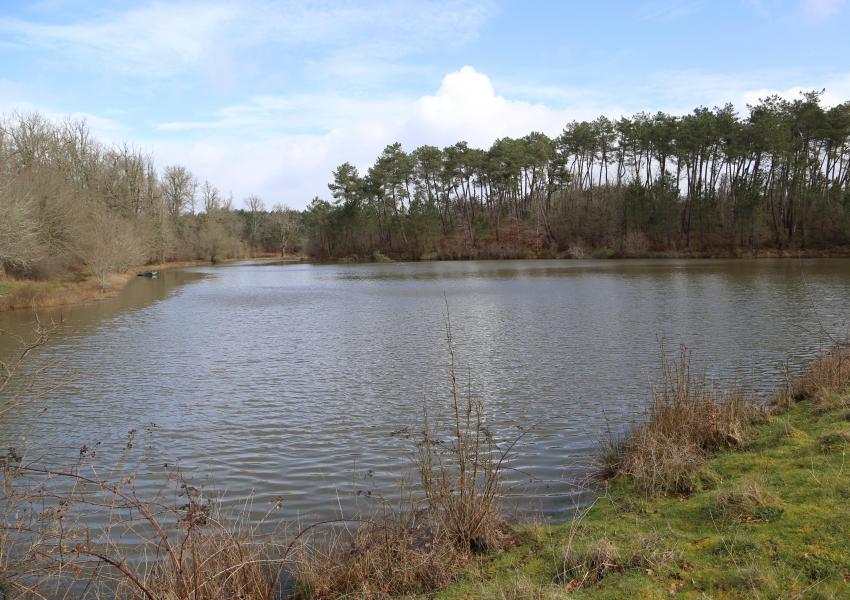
left=1, top=0, right=848, bottom=208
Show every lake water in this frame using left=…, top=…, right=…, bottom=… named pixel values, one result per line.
left=2, top=258, right=850, bottom=525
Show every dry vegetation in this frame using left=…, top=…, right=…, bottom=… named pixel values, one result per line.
left=599, top=347, right=755, bottom=496
left=0, top=456, right=292, bottom=599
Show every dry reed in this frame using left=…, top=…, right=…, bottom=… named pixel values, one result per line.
left=600, top=347, right=754, bottom=495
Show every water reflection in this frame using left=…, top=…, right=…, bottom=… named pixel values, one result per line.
left=1, top=258, right=849, bottom=527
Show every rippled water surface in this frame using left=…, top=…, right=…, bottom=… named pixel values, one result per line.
left=2, top=258, right=850, bottom=522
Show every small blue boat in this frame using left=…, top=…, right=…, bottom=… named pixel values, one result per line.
left=137, top=271, right=159, bottom=278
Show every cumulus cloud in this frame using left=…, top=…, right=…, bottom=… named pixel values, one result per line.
left=741, top=73, right=850, bottom=107
left=6, top=64, right=848, bottom=210
left=145, top=66, right=583, bottom=207
left=405, top=66, right=570, bottom=147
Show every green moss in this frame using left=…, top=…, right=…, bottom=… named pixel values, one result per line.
left=436, top=391, right=850, bottom=599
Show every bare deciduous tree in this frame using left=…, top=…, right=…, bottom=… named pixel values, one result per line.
left=0, top=186, right=43, bottom=277
left=77, top=212, right=144, bottom=288
left=246, top=195, right=265, bottom=251
left=161, top=165, right=197, bottom=218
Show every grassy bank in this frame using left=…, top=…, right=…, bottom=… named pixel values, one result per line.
left=439, top=353, right=850, bottom=599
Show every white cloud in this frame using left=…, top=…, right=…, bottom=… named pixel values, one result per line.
left=6, top=65, right=849, bottom=211
left=404, top=66, right=573, bottom=147
left=156, top=93, right=411, bottom=134
left=0, top=0, right=494, bottom=87
left=0, top=97, right=128, bottom=141
left=799, top=0, right=846, bottom=21
left=742, top=77, right=850, bottom=107
left=0, top=3, right=240, bottom=78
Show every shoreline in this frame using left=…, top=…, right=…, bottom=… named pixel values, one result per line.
left=4, top=251, right=848, bottom=313
left=0, top=255, right=300, bottom=313
left=309, top=246, right=850, bottom=264
left=437, top=350, right=850, bottom=598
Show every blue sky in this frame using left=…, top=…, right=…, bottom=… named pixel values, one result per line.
left=1, top=0, right=849, bottom=208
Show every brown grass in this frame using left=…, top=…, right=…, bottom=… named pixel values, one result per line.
left=416, top=303, right=518, bottom=554
left=290, top=507, right=466, bottom=598
left=774, top=346, right=850, bottom=411
left=598, top=346, right=850, bottom=499
left=600, top=347, right=755, bottom=495
left=1, top=303, right=515, bottom=599
left=0, top=456, right=294, bottom=600
left=0, top=272, right=134, bottom=312
left=0, top=254, right=302, bottom=313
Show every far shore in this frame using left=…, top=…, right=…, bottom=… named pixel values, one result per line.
left=311, top=245, right=850, bottom=264
left=3, top=249, right=850, bottom=314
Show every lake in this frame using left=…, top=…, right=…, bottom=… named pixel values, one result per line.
left=2, top=258, right=849, bottom=525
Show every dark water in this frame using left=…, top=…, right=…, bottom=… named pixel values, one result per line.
left=1, top=259, right=849, bottom=525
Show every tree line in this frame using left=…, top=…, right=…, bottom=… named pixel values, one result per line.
left=3, top=92, right=849, bottom=284
left=303, top=91, right=850, bottom=259
left=0, top=112, right=301, bottom=284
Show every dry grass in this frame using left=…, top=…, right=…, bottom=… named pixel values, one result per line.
left=291, top=507, right=465, bottom=598
left=478, top=574, right=567, bottom=600
left=555, top=532, right=679, bottom=592
left=774, top=347, right=850, bottom=411
left=1, top=326, right=289, bottom=599
left=600, top=347, right=755, bottom=495
left=2, top=304, right=516, bottom=599
left=557, top=538, right=623, bottom=588
left=0, top=271, right=133, bottom=312
left=1, top=456, right=295, bottom=600
left=0, top=255, right=293, bottom=313
left=416, top=303, right=518, bottom=554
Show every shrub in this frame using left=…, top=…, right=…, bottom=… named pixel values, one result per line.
left=604, top=347, right=754, bottom=495
left=775, top=348, right=850, bottom=410
left=291, top=507, right=464, bottom=598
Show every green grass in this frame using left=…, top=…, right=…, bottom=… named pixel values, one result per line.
left=437, top=392, right=850, bottom=599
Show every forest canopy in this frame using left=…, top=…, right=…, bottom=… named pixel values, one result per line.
left=304, top=91, right=850, bottom=260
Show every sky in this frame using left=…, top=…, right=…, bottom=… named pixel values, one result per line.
left=1, top=0, right=849, bottom=209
